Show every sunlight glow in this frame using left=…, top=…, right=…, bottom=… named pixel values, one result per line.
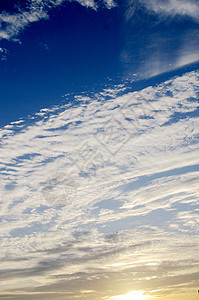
left=109, top=290, right=151, bottom=300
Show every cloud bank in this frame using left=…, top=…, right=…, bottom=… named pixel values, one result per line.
left=0, top=70, right=199, bottom=299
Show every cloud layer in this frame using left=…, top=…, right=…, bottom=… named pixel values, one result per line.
left=0, top=70, right=199, bottom=299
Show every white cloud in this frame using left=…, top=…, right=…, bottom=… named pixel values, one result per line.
left=176, top=52, right=199, bottom=67
left=0, top=70, right=199, bottom=298
left=0, top=0, right=116, bottom=41
left=123, top=1, right=199, bottom=77
left=0, top=47, right=8, bottom=60
left=0, top=0, right=49, bottom=40
left=103, top=0, right=117, bottom=9
left=126, top=0, right=199, bottom=22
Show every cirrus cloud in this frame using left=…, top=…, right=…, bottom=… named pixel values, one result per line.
left=126, top=0, right=199, bottom=22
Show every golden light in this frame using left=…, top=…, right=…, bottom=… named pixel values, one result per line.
left=109, top=290, right=151, bottom=300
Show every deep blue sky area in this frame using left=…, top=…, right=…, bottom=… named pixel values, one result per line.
left=0, top=2, right=123, bottom=125
left=0, top=0, right=199, bottom=125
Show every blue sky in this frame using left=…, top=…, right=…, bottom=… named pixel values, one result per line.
left=1, top=0, right=199, bottom=125
left=0, top=1, right=199, bottom=300
left=0, top=0, right=122, bottom=124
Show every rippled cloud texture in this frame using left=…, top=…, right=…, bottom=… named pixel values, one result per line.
left=0, top=70, right=199, bottom=299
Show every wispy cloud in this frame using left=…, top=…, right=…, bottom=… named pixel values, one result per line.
left=0, top=47, right=8, bottom=60
left=123, top=0, right=199, bottom=77
left=0, top=0, right=116, bottom=41
left=126, top=0, right=199, bottom=23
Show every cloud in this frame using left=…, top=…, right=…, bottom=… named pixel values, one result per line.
left=0, top=0, right=116, bottom=41
left=0, top=70, right=199, bottom=298
left=126, top=0, right=199, bottom=22
left=0, top=0, right=49, bottom=40
left=0, top=47, right=8, bottom=60
left=109, top=290, right=151, bottom=300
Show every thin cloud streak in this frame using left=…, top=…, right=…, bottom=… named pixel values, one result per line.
left=126, top=0, right=199, bottom=23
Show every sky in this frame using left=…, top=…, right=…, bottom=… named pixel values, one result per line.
left=0, top=1, right=199, bottom=300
